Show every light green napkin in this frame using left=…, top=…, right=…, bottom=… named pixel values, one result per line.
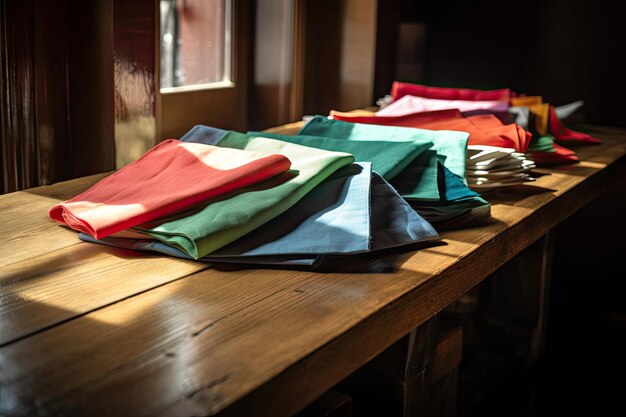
left=247, top=131, right=431, bottom=180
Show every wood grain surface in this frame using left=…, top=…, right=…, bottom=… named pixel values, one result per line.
left=0, top=173, right=109, bottom=268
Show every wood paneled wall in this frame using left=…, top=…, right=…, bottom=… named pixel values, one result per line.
left=113, top=0, right=158, bottom=168
left=1, top=0, right=39, bottom=193
left=67, top=0, right=115, bottom=176
left=337, top=0, right=377, bottom=112
left=0, top=0, right=116, bottom=194
left=252, top=0, right=378, bottom=130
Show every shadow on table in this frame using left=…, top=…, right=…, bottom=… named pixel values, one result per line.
left=211, top=240, right=449, bottom=274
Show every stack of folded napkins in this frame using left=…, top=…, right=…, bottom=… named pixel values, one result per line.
left=298, top=116, right=491, bottom=226
left=383, top=81, right=601, bottom=166
left=465, top=145, right=536, bottom=189
left=49, top=128, right=442, bottom=270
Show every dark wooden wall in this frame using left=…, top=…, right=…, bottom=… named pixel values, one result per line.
left=0, top=0, right=115, bottom=194
left=375, top=0, right=626, bottom=127
left=68, top=0, right=115, bottom=178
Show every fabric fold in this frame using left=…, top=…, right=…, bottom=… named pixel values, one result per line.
left=383, top=81, right=593, bottom=166
left=298, top=116, right=489, bottom=224
left=49, top=139, right=291, bottom=239
left=548, top=105, right=601, bottom=145
left=391, top=81, right=511, bottom=102
left=377, top=94, right=509, bottom=116
left=330, top=109, right=531, bottom=152
left=246, top=130, right=432, bottom=180
left=301, top=116, right=467, bottom=201
left=127, top=131, right=355, bottom=258
left=299, top=116, right=469, bottom=179
left=80, top=163, right=439, bottom=267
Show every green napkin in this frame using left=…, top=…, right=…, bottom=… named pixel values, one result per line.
left=299, top=116, right=470, bottom=201
left=299, top=116, right=489, bottom=225
left=527, top=135, right=556, bottom=153
left=247, top=131, right=431, bottom=180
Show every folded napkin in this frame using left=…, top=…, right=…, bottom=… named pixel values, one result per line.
left=387, top=81, right=599, bottom=153
left=555, top=101, right=584, bottom=120
left=300, top=116, right=468, bottom=200
left=247, top=131, right=431, bottom=180
left=391, top=81, right=511, bottom=102
left=548, top=105, right=601, bottom=145
left=49, top=139, right=291, bottom=239
left=511, top=96, right=600, bottom=148
left=123, top=129, right=354, bottom=258
left=80, top=163, right=439, bottom=268
left=527, top=142, right=579, bottom=166
left=511, top=96, right=550, bottom=136
left=299, top=116, right=490, bottom=224
left=330, top=109, right=531, bottom=152
left=300, top=116, right=469, bottom=179
left=465, top=145, right=536, bottom=189
left=382, top=82, right=598, bottom=167
left=377, top=94, right=509, bottom=116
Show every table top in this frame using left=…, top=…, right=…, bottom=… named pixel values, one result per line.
left=1, top=125, right=625, bottom=417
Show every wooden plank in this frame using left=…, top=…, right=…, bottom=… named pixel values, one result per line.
left=0, top=129, right=625, bottom=416
left=431, top=324, right=463, bottom=382
left=402, top=317, right=440, bottom=417
left=0, top=173, right=211, bottom=346
left=337, top=315, right=441, bottom=417
left=0, top=243, right=210, bottom=345
left=486, top=231, right=555, bottom=362
left=0, top=173, right=109, bottom=268
left=1, top=268, right=337, bottom=416
left=430, top=370, right=458, bottom=417
left=428, top=323, right=463, bottom=417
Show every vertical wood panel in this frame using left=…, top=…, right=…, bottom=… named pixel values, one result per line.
left=250, top=0, right=295, bottom=130
left=372, top=0, right=399, bottom=101
left=67, top=0, right=115, bottom=177
left=1, top=1, right=120, bottom=193
left=114, top=0, right=157, bottom=168
left=338, top=0, right=377, bottom=111
left=1, top=0, right=37, bottom=193
left=301, top=0, right=377, bottom=116
left=289, top=0, right=306, bottom=122
left=302, top=0, right=344, bottom=116
left=34, top=0, right=71, bottom=186
left=0, top=2, right=4, bottom=192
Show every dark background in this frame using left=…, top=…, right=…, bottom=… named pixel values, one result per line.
left=375, top=0, right=626, bottom=127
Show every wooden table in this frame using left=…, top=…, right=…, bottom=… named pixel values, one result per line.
left=1, top=125, right=625, bottom=417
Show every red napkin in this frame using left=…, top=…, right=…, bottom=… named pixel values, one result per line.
left=391, top=81, right=511, bottom=102
left=50, top=139, right=291, bottom=239
left=527, top=142, right=579, bottom=166
left=330, top=109, right=531, bottom=152
left=549, top=105, right=601, bottom=145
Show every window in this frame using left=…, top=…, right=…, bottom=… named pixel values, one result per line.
left=160, top=0, right=233, bottom=92
left=158, top=0, right=248, bottom=139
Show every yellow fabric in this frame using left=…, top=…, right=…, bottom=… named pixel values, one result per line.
left=510, top=96, right=542, bottom=106
left=332, top=109, right=377, bottom=117
left=511, top=96, right=550, bottom=135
